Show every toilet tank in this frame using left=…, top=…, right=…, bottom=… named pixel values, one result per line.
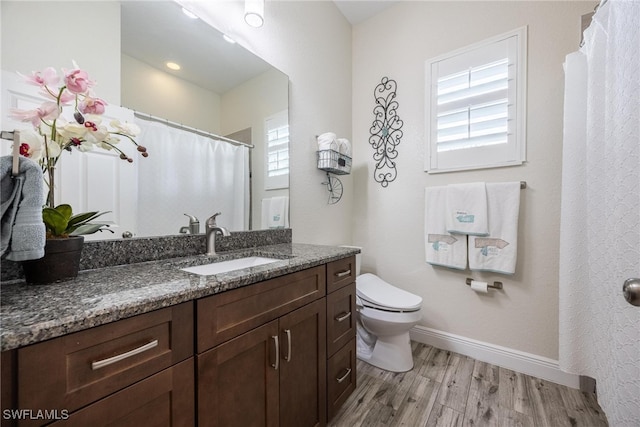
left=340, top=245, right=361, bottom=276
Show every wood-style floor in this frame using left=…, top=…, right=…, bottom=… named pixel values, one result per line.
left=328, top=342, right=609, bottom=427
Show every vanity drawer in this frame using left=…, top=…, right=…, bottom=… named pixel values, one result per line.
left=49, top=358, right=194, bottom=427
left=17, top=302, right=193, bottom=418
left=197, top=266, right=326, bottom=352
left=326, top=282, right=356, bottom=357
left=326, top=256, right=356, bottom=294
left=327, top=338, right=356, bottom=421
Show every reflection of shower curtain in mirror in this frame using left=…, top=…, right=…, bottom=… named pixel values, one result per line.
left=135, top=119, right=249, bottom=236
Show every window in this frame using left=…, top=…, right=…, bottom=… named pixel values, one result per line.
left=425, top=27, right=527, bottom=173
left=265, top=110, right=289, bottom=189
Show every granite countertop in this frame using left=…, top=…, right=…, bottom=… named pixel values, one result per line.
left=0, top=243, right=359, bottom=352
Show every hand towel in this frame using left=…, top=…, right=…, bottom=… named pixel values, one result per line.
left=469, top=182, right=521, bottom=274
left=1, top=155, right=46, bottom=261
left=445, top=182, right=489, bottom=236
left=425, top=187, right=467, bottom=270
left=261, top=196, right=289, bottom=229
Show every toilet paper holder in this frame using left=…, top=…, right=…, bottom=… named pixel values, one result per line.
left=466, top=278, right=503, bottom=290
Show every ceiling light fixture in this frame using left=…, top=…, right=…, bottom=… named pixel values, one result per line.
left=181, top=7, right=198, bottom=19
left=166, top=62, right=181, bottom=71
left=244, top=0, right=264, bottom=28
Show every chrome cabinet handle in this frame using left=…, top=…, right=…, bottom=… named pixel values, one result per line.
left=335, top=269, right=351, bottom=278
left=334, top=311, right=352, bottom=322
left=91, top=340, right=158, bottom=370
left=284, top=329, right=292, bottom=362
left=336, top=368, right=352, bottom=384
left=271, top=335, right=279, bottom=370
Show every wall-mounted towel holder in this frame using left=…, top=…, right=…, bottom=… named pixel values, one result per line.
left=1, top=130, right=21, bottom=177
left=316, top=137, right=351, bottom=204
left=466, top=278, right=503, bottom=290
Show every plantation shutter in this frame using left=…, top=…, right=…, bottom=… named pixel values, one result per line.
left=265, top=110, right=289, bottom=189
left=426, top=28, right=526, bottom=173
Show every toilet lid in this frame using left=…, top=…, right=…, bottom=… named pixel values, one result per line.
left=356, top=273, right=422, bottom=311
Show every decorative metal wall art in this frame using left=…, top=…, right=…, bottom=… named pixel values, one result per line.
left=369, top=77, right=403, bottom=187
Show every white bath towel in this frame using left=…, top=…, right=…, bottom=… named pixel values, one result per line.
left=425, top=187, right=467, bottom=270
left=317, top=132, right=337, bottom=151
left=261, top=196, right=289, bottom=229
left=1, top=156, right=46, bottom=261
left=336, top=138, right=352, bottom=157
left=445, top=182, right=489, bottom=236
left=469, top=182, right=521, bottom=274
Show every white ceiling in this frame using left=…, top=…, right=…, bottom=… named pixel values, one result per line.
left=120, top=1, right=395, bottom=94
left=120, top=1, right=272, bottom=94
left=333, top=0, right=398, bottom=25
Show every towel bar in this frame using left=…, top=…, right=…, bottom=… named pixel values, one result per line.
left=466, top=278, right=503, bottom=289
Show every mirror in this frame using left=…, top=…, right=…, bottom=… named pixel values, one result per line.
left=1, top=0, right=289, bottom=238
left=120, top=1, right=290, bottom=237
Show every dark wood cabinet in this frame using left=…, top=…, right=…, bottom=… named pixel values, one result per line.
left=325, top=257, right=357, bottom=421
left=278, top=299, right=327, bottom=427
left=2, top=302, right=194, bottom=427
left=198, top=320, right=280, bottom=427
left=1, top=257, right=357, bottom=427
left=49, top=358, right=194, bottom=427
left=197, top=268, right=327, bottom=427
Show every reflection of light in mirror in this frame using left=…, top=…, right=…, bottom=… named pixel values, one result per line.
left=166, top=62, right=181, bottom=71
left=244, top=0, right=265, bottom=27
left=223, top=34, right=237, bottom=44
left=181, top=7, right=198, bottom=19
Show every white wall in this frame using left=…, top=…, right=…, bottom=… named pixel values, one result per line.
left=121, top=54, right=222, bottom=134
left=221, top=68, right=289, bottom=230
left=178, top=0, right=353, bottom=245
left=1, top=1, right=120, bottom=104
left=352, top=1, right=596, bottom=360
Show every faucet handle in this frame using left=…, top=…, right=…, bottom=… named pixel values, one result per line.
left=184, top=213, right=199, bottom=223
left=207, top=212, right=222, bottom=225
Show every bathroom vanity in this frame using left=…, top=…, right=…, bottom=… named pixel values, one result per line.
left=0, top=243, right=358, bottom=427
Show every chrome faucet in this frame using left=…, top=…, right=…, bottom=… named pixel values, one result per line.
left=180, top=213, right=200, bottom=234
left=206, top=212, right=231, bottom=256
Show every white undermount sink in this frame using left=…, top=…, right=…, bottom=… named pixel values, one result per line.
left=181, top=256, right=281, bottom=276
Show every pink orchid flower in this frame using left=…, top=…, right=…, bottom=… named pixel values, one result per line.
left=9, top=101, right=60, bottom=127
left=79, top=97, right=107, bottom=115
left=18, top=67, right=59, bottom=88
left=64, top=68, right=93, bottom=95
left=39, top=87, right=76, bottom=105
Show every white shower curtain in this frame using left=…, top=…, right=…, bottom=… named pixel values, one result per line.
left=559, top=1, right=639, bottom=426
left=135, top=119, right=249, bottom=237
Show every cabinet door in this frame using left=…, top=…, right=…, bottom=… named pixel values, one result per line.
left=279, top=299, right=327, bottom=427
left=198, top=320, right=280, bottom=427
left=49, top=358, right=194, bottom=427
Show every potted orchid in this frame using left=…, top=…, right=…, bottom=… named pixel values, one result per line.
left=8, top=62, right=147, bottom=283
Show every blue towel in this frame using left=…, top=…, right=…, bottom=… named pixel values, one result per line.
left=1, top=155, right=46, bottom=261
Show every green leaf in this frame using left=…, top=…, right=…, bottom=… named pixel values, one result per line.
left=71, top=223, right=113, bottom=235
left=54, top=204, right=73, bottom=221
left=67, top=211, right=102, bottom=227
left=42, top=207, right=69, bottom=236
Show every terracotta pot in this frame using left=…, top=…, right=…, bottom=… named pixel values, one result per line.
left=22, top=236, right=84, bottom=284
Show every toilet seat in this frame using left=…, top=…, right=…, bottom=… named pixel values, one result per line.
left=356, top=273, right=422, bottom=312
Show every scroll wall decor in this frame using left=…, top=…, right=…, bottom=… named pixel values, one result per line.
left=369, top=76, right=403, bottom=187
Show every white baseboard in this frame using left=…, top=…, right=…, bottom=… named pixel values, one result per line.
left=410, top=325, right=580, bottom=389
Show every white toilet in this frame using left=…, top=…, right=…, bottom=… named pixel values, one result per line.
left=351, top=251, right=423, bottom=373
